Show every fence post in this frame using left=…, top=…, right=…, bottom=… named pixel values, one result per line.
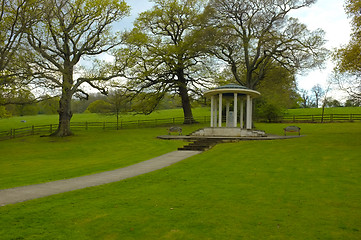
left=103, top=122, right=106, bottom=130
left=330, top=114, right=333, bottom=122
left=350, top=114, right=353, bottom=122
left=50, top=124, right=53, bottom=133
left=85, top=121, right=88, bottom=130
left=31, top=125, right=35, bottom=135
left=12, top=129, right=15, bottom=138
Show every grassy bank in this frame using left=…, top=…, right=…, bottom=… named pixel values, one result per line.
left=0, top=122, right=360, bottom=239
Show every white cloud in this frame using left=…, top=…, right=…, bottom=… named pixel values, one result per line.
left=291, top=0, right=352, bottom=99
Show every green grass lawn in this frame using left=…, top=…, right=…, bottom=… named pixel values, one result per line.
left=0, top=124, right=206, bottom=189
left=285, top=106, right=361, bottom=116
left=0, top=122, right=360, bottom=239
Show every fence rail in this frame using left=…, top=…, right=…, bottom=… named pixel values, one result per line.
left=0, top=116, right=210, bottom=141
left=276, top=113, right=361, bottom=123
left=1, top=114, right=360, bottom=141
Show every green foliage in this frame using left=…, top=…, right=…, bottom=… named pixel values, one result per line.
left=332, top=0, right=361, bottom=100
left=86, top=100, right=112, bottom=113
left=255, top=63, right=300, bottom=119
left=345, top=97, right=361, bottom=107
left=256, top=100, right=284, bottom=122
left=38, top=97, right=59, bottom=115
left=0, top=106, right=11, bottom=118
left=0, top=0, right=28, bottom=73
left=20, top=0, right=131, bottom=136
left=119, top=0, right=214, bottom=121
left=0, top=123, right=360, bottom=239
left=208, top=0, right=328, bottom=89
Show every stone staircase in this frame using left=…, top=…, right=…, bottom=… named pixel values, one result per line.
left=178, top=139, right=221, bottom=151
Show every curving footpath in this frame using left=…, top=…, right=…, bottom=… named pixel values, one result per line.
left=0, top=150, right=201, bottom=207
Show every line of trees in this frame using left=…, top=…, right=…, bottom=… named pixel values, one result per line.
left=1, top=0, right=330, bottom=136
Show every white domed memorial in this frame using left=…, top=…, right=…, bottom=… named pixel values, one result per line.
left=193, top=84, right=266, bottom=137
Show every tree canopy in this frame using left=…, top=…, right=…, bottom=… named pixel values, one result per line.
left=206, top=0, right=328, bottom=90
left=117, top=0, right=214, bottom=123
left=22, top=0, right=130, bottom=136
left=0, top=0, right=28, bottom=74
left=333, top=0, right=361, bottom=100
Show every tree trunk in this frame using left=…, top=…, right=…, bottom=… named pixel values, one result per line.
left=51, top=92, right=73, bottom=137
left=176, top=68, right=196, bottom=124
left=51, top=65, right=74, bottom=137
left=179, top=84, right=196, bottom=124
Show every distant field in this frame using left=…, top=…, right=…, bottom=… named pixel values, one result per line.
left=285, top=107, right=361, bottom=116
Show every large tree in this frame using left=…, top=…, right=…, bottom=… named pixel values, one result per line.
left=0, top=0, right=28, bottom=74
left=118, top=0, right=214, bottom=123
left=0, top=0, right=33, bottom=108
left=23, top=0, right=130, bottom=136
left=206, top=0, right=328, bottom=90
left=333, top=0, right=361, bottom=100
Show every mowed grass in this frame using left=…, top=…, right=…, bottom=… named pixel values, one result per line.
left=0, top=124, right=206, bottom=189
left=285, top=106, right=361, bottom=116
left=0, top=122, right=360, bottom=239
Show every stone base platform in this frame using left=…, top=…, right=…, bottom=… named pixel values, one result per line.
left=191, top=127, right=266, bottom=137
left=157, top=134, right=302, bottom=141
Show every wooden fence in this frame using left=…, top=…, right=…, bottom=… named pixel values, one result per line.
left=1, top=114, right=360, bottom=141
left=0, top=116, right=210, bottom=141
left=275, top=113, right=361, bottom=123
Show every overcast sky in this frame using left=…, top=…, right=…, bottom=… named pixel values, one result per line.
left=290, top=0, right=351, bottom=98
left=121, top=0, right=351, bottom=98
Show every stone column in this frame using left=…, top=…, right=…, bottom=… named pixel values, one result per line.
left=214, top=100, right=217, bottom=127
left=226, top=100, right=230, bottom=127
left=218, top=93, right=222, bottom=127
left=246, top=95, right=252, bottom=129
left=233, top=93, right=238, bottom=127
left=240, top=99, right=244, bottom=129
left=210, top=95, right=214, bottom=127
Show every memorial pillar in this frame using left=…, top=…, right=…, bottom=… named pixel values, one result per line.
left=226, top=101, right=230, bottom=127
left=218, top=93, right=222, bottom=127
left=240, top=99, right=244, bottom=129
left=233, top=93, right=238, bottom=127
left=246, top=95, right=252, bottom=129
left=210, top=95, right=214, bottom=127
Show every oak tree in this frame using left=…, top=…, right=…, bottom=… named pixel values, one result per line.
left=207, top=0, right=328, bottom=90
left=0, top=0, right=28, bottom=75
left=23, top=0, right=130, bottom=136
left=118, top=0, right=214, bottom=123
